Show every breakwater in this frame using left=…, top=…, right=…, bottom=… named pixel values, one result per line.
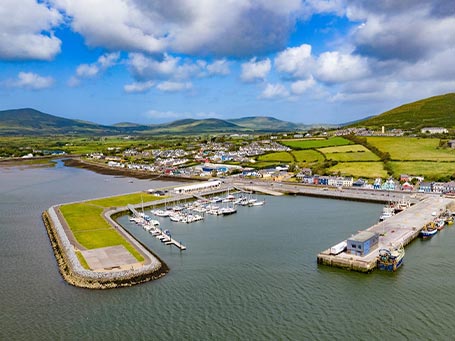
left=42, top=206, right=168, bottom=289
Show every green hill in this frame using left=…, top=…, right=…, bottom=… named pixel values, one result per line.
left=0, top=108, right=303, bottom=136
left=229, top=116, right=302, bottom=131
left=0, top=108, right=120, bottom=135
left=350, top=93, right=455, bottom=131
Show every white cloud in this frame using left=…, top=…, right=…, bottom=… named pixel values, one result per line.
left=124, top=81, right=155, bottom=93
left=206, top=59, right=230, bottom=76
left=260, top=83, right=290, bottom=99
left=290, top=77, right=316, bottom=94
left=274, top=44, right=314, bottom=78
left=241, top=58, right=271, bottom=82
left=75, top=52, right=120, bottom=79
left=5, top=72, right=54, bottom=90
left=0, top=0, right=62, bottom=60
left=52, top=0, right=302, bottom=57
left=316, top=51, right=370, bottom=83
left=156, top=81, right=192, bottom=92
left=128, top=53, right=200, bottom=81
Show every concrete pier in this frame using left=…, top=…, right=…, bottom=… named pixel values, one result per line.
left=317, top=196, right=454, bottom=272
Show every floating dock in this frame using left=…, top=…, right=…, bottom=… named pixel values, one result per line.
left=317, top=196, right=454, bottom=272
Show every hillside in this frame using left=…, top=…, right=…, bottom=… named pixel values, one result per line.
left=0, top=108, right=301, bottom=136
left=229, top=116, right=302, bottom=131
left=350, top=93, right=455, bottom=131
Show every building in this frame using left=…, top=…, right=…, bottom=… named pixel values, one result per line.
left=448, top=140, right=455, bottom=148
left=432, top=182, right=445, bottom=193
left=347, top=231, right=379, bottom=257
left=418, top=182, right=432, bottom=193
left=174, top=180, right=222, bottom=194
left=421, top=127, right=448, bottom=134
left=373, top=178, right=382, bottom=190
left=401, top=181, right=414, bottom=191
left=353, top=178, right=367, bottom=187
left=444, top=181, right=455, bottom=194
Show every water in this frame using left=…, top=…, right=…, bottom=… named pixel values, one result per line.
left=1, top=162, right=455, bottom=340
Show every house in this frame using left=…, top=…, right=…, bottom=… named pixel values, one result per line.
left=318, top=176, right=329, bottom=186
left=299, top=168, right=312, bottom=176
left=328, top=176, right=353, bottom=187
left=421, top=127, right=448, bottom=134
left=300, top=175, right=314, bottom=184
left=401, top=181, right=414, bottom=191
left=444, top=181, right=455, bottom=194
left=347, top=231, right=379, bottom=257
left=373, top=178, right=382, bottom=190
left=432, top=182, right=445, bottom=193
left=381, top=178, right=396, bottom=191
left=400, top=174, right=410, bottom=182
left=448, top=140, right=455, bottom=148
left=418, top=182, right=432, bottom=193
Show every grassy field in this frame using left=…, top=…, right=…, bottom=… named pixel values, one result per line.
left=280, top=137, right=352, bottom=150
left=389, top=162, right=455, bottom=180
left=257, top=151, right=294, bottom=162
left=328, top=162, right=388, bottom=179
left=86, top=192, right=163, bottom=208
left=58, top=192, right=163, bottom=262
left=292, top=150, right=324, bottom=163
left=76, top=251, right=90, bottom=269
left=318, top=144, right=380, bottom=162
left=367, top=137, right=455, bottom=161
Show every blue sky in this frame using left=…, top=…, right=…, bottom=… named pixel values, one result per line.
left=0, top=0, right=454, bottom=125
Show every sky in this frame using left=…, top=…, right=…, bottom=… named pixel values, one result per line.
left=0, top=0, right=454, bottom=125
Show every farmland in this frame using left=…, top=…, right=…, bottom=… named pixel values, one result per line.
left=318, top=144, right=380, bottom=162
left=366, top=137, right=455, bottom=161
left=328, top=162, right=388, bottom=179
left=280, top=137, right=352, bottom=149
left=389, top=162, right=455, bottom=180
left=292, top=150, right=324, bottom=163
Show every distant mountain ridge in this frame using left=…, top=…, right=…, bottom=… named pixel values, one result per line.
left=349, top=93, right=455, bottom=130
left=0, top=108, right=307, bottom=136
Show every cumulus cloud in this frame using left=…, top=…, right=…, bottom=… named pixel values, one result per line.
left=52, top=0, right=302, bottom=57
left=76, top=52, right=120, bottom=79
left=156, top=81, right=192, bottom=92
left=0, top=0, right=62, bottom=60
left=348, top=1, right=455, bottom=62
left=241, top=58, right=271, bottom=82
left=290, top=77, right=316, bottom=95
left=206, top=59, right=230, bottom=76
left=316, top=51, right=370, bottom=83
left=274, top=44, right=314, bottom=78
left=123, top=81, right=155, bottom=93
left=4, top=72, right=54, bottom=90
left=260, top=83, right=290, bottom=99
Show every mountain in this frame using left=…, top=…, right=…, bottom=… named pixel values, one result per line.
left=0, top=108, right=121, bottom=135
left=0, top=108, right=303, bottom=136
left=229, top=116, right=303, bottom=131
left=349, top=93, right=455, bottom=131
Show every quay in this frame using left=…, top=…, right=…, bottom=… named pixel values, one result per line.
left=317, top=196, right=455, bottom=272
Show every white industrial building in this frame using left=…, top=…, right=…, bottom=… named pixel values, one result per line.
left=174, top=180, right=222, bottom=194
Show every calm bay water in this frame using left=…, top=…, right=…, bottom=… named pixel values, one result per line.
left=1, top=162, right=455, bottom=340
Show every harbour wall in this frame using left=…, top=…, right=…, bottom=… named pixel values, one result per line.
left=42, top=206, right=168, bottom=289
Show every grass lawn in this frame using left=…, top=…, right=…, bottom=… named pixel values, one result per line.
left=59, top=197, right=147, bottom=261
left=257, top=151, right=294, bottom=162
left=328, top=162, right=388, bottom=179
left=292, top=150, right=324, bottom=163
left=280, top=137, right=352, bottom=150
left=319, top=144, right=380, bottom=162
left=76, top=251, right=90, bottom=270
left=389, top=161, right=455, bottom=180
left=86, top=192, right=164, bottom=208
left=367, top=137, right=455, bottom=161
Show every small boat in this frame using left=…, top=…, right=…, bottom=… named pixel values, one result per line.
left=420, top=223, right=438, bottom=238
left=434, top=218, right=445, bottom=230
left=377, top=244, right=405, bottom=271
left=379, top=205, right=395, bottom=221
left=220, top=207, right=237, bottom=215
left=249, top=200, right=265, bottom=207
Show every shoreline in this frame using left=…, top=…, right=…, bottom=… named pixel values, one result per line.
left=63, top=157, right=201, bottom=182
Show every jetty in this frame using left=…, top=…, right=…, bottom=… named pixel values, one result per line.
left=317, top=196, right=454, bottom=272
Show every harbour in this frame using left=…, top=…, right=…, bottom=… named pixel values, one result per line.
left=3, top=164, right=455, bottom=339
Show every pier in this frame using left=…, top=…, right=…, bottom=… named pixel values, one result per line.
left=317, top=196, right=454, bottom=272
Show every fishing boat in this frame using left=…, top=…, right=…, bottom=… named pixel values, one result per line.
left=434, top=218, right=445, bottom=230
left=420, top=222, right=438, bottom=238
left=377, top=244, right=405, bottom=271
left=379, top=205, right=395, bottom=221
